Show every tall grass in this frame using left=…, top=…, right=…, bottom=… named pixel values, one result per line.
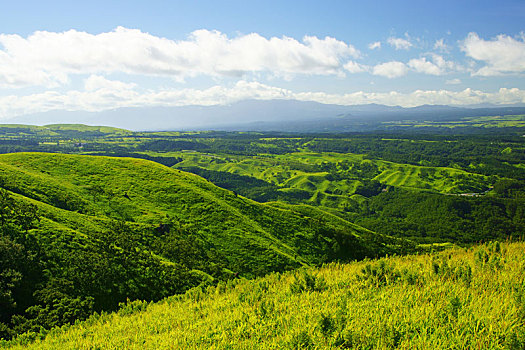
left=5, top=241, right=524, bottom=349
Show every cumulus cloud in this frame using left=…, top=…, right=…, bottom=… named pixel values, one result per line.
left=84, top=75, right=137, bottom=91
left=461, top=32, right=525, bottom=76
left=343, top=61, right=369, bottom=73
left=387, top=37, right=412, bottom=50
left=368, top=41, right=381, bottom=50
left=0, top=27, right=360, bottom=88
left=408, top=54, right=457, bottom=75
left=372, top=61, right=408, bottom=78
left=408, top=57, right=442, bottom=75
left=3, top=80, right=522, bottom=120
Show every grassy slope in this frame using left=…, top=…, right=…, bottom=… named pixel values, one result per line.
left=0, top=153, right=394, bottom=274
left=174, top=151, right=492, bottom=209
left=8, top=241, right=524, bottom=349
left=44, top=124, right=131, bottom=135
left=0, top=124, right=131, bottom=137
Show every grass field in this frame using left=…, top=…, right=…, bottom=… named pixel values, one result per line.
left=0, top=152, right=399, bottom=276
left=6, top=241, right=524, bottom=349
left=382, top=114, right=525, bottom=129
left=172, top=151, right=493, bottom=211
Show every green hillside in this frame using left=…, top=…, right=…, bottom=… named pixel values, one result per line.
left=1, top=128, right=524, bottom=346
left=0, top=153, right=404, bottom=339
left=43, top=124, right=131, bottom=135
left=6, top=241, right=524, bottom=349
left=0, top=152, right=396, bottom=267
left=174, top=151, right=493, bottom=211
left=0, top=124, right=131, bottom=138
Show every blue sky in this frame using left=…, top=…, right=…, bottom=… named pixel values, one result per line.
left=1, top=0, right=524, bottom=119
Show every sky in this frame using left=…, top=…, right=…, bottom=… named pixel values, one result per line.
left=1, top=0, right=525, bottom=120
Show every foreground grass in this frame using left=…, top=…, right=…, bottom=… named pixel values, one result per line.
left=6, top=242, right=524, bottom=349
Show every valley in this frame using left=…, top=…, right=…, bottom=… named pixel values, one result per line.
left=3, top=3, right=525, bottom=348
left=0, top=121, right=524, bottom=347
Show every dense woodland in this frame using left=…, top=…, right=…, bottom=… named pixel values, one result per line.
left=0, top=121, right=525, bottom=345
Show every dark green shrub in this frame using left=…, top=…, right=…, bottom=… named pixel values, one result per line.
left=358, top=260, right=400, bottom=286
left=289, top=270, right=327, bottom=293
left=288, top=330, right=313, bottom=349
left=432, top=256, right=472, bottom=286
left=117, top=299, right=149, bottom=316
left=319, top=313, right=335, bottom=337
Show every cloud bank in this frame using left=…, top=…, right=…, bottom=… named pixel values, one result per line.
left=1, top=77, right=523, bottom=120
left=0, top=27, right=360, bottom=88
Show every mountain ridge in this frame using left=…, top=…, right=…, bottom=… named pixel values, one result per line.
left=5, top=99, right=525, bottom=132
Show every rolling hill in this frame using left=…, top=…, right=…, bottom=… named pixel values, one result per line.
left=174, top=151, right=493, bottom=211
left=0, top=152, right=406, bottom=339
left=0, top=152, right=399, bottom=268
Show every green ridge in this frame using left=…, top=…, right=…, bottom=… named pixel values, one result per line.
left=0, top=153, right=398, bottom=274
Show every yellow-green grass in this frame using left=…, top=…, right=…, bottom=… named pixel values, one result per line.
left=8, top=241, right=524, bottom=349
left=0, top=124, right=132, bottom=137
left=372, top=162, right=480, bottom=193
left=0, top=124, right=59, bottom=137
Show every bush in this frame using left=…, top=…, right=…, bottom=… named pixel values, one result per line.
left=358, top=260, right=400, bottom=287
left=290, top=270, right=327, bottom=293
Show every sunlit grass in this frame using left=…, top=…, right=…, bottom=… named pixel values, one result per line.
left=6, top=241, right=524, bottom=349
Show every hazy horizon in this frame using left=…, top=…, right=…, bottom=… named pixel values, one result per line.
left=1, top=0, right=524, bottom=125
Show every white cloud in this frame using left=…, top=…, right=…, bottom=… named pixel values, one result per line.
left=408, top=54, right=457, bottom=75
left=343, top=61, right=369, bottom=73
left=446, top=78, right=461, bottom=85
left=294, top=87, right=525, bottom=107
left=3, top=81, right=522, bottom=120
left=84, top=75, right=137, bottom=91
left=408, top=57, right=442, bottom=75
left=0, top=81, right=291, bottom=118
left=368, top=41, right=381, bottom=50
left=387, top=37, right=412, bottom=50
left=461, top=32, right=525, bottom=76
left=433, top=39, right=449, bottom=52
left=372, top=61, right=408, bottom=78
left=0, top=27, right=360, bottom=88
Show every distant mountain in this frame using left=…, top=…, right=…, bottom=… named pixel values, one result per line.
left=6, top=99, right=525, bottom=132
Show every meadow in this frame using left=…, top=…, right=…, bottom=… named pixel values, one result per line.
left=4, top=241, right=524, bottom=349
left=382, top=114, right=525, bottom=129
left=173, top=151, right=493, bottom=206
